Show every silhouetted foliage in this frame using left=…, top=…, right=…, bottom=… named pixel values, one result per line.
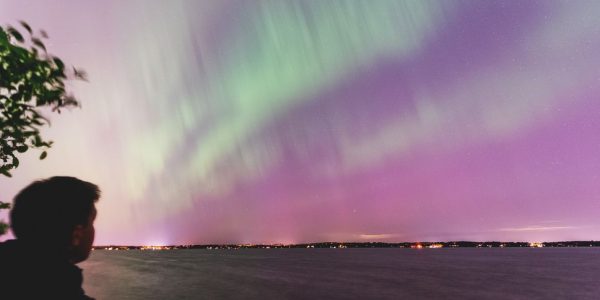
left=0, top=21, right=86, bottom=177
left=0, top=201, right=8, bottom=235
left=0, top=21, right=85, bottom=234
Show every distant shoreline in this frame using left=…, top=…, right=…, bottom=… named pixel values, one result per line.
left=92, top=241, right=600, bottom=250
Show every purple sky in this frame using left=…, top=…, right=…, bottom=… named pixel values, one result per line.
left=1, top=1, right=600, bottom=245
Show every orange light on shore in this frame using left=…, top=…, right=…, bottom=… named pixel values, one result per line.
left=529, top=242, right=544, bottom=248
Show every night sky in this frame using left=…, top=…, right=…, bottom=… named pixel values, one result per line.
left=1, top=1, right=600, bottom=245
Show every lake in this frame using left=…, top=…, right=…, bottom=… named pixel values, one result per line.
left=80, top=248, right=600, bottom=299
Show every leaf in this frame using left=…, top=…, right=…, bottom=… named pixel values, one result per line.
left=73, top=68, right=88, bottom=81
left=19, top=21, right=32, bottom=34
left=0, top=167, right=12, bottom=177
left=0, top=27, right=8, bottom=43
left=32, top=38, right=46, bottom=52
left=34, top=135, right=43, bottom=147
left=6, top=26, right=24, bottom=43
left=53, top=57, right=65, bottom=70
left=39, top=151, right=47, bottom=160
left=16, top=145, right=28, bottom=153
left=0, top=222, right=9, bottom=235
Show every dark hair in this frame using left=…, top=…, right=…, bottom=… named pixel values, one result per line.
left=10, top=176, right=100, bottom=247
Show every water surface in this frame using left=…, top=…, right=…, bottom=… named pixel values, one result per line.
left=81, top=248, right=600, bottom=299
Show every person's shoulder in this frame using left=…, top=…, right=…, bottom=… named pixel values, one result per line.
left=0, top=239, right=22, bottom=262
left=0, top=240, right=91, bottom=299
left=0, top=239, right=18, bottom=251
left=0, top=240, right=29, bottom=296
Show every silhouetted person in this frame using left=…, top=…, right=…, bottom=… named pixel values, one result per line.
left=0, top=176, right=100, bottom=299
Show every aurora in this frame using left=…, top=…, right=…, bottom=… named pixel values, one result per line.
left=1, top=0, right=600, bottom=245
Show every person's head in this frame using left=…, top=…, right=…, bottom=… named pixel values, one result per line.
left=10, top=176, right=100, bottom=263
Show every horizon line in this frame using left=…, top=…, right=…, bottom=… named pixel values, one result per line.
left=92, top=240, right=600, bottom=247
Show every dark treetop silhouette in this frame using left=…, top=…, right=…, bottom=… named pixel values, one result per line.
left=0, top=176, right=100, bottom=299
